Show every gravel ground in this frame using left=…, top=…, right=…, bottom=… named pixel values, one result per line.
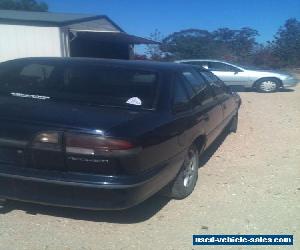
left=0, top=82, right=299, bottom=250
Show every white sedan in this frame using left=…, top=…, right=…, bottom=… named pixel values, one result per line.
left=176, top=59, right=299, bottom=93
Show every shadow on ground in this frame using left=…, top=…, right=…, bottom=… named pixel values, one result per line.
left=230, top=86, right=295, bottom=93
left=0, top=131, right=229, bottom=223
left=199, top=130, right=228, bottom=168
left=0, top=194, right=170, bottom=224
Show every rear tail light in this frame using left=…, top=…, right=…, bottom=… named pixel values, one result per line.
left=34, top=132, right=60, bottom=144
left=32, top=132, right=62, bottom=151
left=65, top=133, right=135, bottom=156
left=32, top=132, right=136, bottom=156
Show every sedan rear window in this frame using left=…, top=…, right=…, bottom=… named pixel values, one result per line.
left=0, top=61, right=159, bottom=110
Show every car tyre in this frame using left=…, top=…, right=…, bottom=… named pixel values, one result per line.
left=256, top=78, right=280, bottom=93
left=164, top=145, right=199, bottom=199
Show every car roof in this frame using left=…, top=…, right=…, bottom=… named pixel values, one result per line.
left=3, top=57, right=193, bottom=73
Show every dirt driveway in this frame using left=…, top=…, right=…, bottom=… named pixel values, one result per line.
left=0, top=83, right=299, bottom=250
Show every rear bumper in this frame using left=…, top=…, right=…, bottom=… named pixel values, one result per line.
left=0, top=152, right=184, bottom=210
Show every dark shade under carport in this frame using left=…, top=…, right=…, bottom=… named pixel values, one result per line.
left=69, top=31, right=160, bottom=59
left=73, top=31, right=160, bottom=45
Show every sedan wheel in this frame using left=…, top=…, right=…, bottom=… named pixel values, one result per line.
left=166, top=145, right=199, bottom=199
left=183, top=151, right=197, bottom=187
left=257, top=79, right=279, bottom=93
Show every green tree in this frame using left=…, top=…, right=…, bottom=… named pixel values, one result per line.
left=250, top=43, right=281, bottom=68
left=160, top=27, right=259, bottom=62
left=212, top=28, right=237, bottom=61
left=272, top=18, right=300, bottom=67
left=221, top=27, right=258, bottom=61
left=161, top=29, right=217, bottom=60
left=0, top=0, right=48, bottom=12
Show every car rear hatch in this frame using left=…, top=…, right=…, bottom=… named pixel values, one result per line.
left=0, top=96, right=142, bottom=175
left=0, top=58, right=160, bottom=176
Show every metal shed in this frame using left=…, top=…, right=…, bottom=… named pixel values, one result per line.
left=0, top=10, right=157, bottom=62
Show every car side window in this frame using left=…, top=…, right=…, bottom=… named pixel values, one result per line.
left=173, top=78, right=190, bottom=108
left=208, top=62, right=239, bottom=72
left=201, top=71, right=228, bottom=97
left=200, top=62, right=209, bottom=70
left=189, top=69, right=215, bottom=104
left=183, top=61, right=209, bottom=70
left=201, top=70, right=221, bottom=83
left=182, top=70, right=206, bottom=94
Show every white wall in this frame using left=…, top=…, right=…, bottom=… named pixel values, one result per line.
left=0, top=24, right=62, bottom=62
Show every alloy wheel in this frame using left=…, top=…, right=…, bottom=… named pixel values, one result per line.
left=259, top=80, right=277, bottom=92
left=183, top=149, right=197, bottom=187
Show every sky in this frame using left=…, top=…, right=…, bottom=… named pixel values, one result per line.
left=47, top=0, right=300, bottom=43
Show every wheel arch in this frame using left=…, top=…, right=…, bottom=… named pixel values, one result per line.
left=193, top=134, right=207, bottom=155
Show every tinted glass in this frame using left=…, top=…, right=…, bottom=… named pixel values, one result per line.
left=182, top=70, right=206, bottom=93
left=182, top=81, right=196, bottom=99
left=0, top=61, right=159, bottom=109
left=180, top=68, right=214, bottom=105
left=209, top=83, right=226, bottom=96
left=200, top=70, right=221, bottom=83
left=173, top=78, right=189, bottom=106
left=201, top=71, right=227, bottom=96
left=189, top=69, right=214, bottom=104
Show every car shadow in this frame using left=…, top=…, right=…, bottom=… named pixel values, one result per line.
left=0, top=193, right=170, bottom=224
left=229, top=86, right=252, bottom=92
left=199, top=130, right=228, bottom=168
left=229, top=86, right=295, bottom=93
left=278, top=88, right=295, bottom=93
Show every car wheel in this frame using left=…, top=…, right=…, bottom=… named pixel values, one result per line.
left=229, top=112, right=238, bottom=133
left=256, top=78, right=279, bottom=93
left=166, top=145, right=199, bottom=199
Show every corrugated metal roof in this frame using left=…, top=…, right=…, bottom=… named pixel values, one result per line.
left=0, top=10, right=108, bottom=26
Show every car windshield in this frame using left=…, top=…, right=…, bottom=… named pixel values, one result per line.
left=0, top=61, right=159, bottom=110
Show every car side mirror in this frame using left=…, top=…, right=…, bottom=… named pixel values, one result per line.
left=173, top=102, right=190, bottom=113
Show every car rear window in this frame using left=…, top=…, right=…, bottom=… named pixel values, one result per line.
left=0, top=61, right=159, bottom=110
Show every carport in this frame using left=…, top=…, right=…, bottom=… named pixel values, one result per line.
left=0, top=10, right=158, bottom=62
left=68, top=30, right=158, bottom=59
